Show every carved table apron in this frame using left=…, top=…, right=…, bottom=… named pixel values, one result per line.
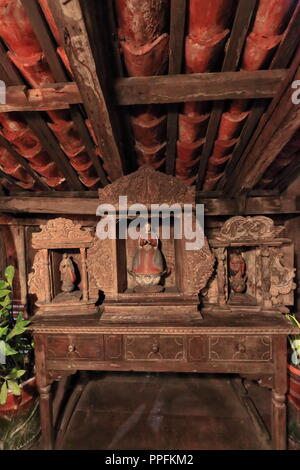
left=32, top=311, right=296, bottom=450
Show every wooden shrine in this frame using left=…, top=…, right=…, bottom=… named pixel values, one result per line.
left=205, top=215, right=296, bottom=312
left=29, top=167, right=216, bottom=322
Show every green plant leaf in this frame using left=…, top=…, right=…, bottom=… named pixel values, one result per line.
left=0, top=280, right=8, bottom=289
left=0, top=295, right=11, bottom=309
left=6, top=319, right=30, bottom=341
left=5, top=368, right=19, bottom=380
left=0, top=289, right=11, bottom=299
left=16, top=370, right=26, bottom=379
left=5, top=343, right=18, bottom=356
left=5, top=266, right=15, bottom=287
left=0, top=382, right=7, bottom=405
left=7, top=379, right=21, bottom=396
left=5, top=368, right=25, bottom=380
left=0, top=326, right=8, bottom=338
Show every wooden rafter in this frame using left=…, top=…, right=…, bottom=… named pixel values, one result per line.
left=94, top=0, right=136, bottom=174
left=0, top=194, right=298, bottom=216
left=0, top=83, right=81, bottom=112
left=0, top=170, right=26, bottom=192
left=219, top=2, right=300, bottom=192
left=49, top=0, right=124, bottom=181
left=0, top=134, right=50, bottom=191
left=0, top=68, right=287, bottom=112
left=20, top=0, right=67, bottom=82
left=0, top=178, right=6, bottom=195
left=0, top=41, right=22, bottom=86
left=165, top=0, right=187, bottom=176
left=0, top=38, right=84, bottom=191
left=20, top=0, right=108, bottom=186
left=228, top=70, right=300, bottom=194
left=69, top=106, right=109, bottom=187
left=273, top=152, right=300, bottom=192
left=114, top=70, right=287, bottom=105
left=23, top=112, right=84, bottom=191
left=197, top=0, right=258, bottom=190
left=223, top=45, right=300, bottom=195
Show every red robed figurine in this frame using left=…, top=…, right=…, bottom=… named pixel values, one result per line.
left=129, top=223, right=166, bottom=292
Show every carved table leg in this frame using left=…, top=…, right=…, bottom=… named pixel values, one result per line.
left=272, top=336, right=288, bottom=450
left=39, top=384, right=54, bottom=450
left=34, top=334, right=54, bottom=450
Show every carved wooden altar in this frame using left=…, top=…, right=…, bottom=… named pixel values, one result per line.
left=29, top=168, right=299, bottom=450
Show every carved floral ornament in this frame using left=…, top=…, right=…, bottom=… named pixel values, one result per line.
left=216, top=216, right=285, bottom=242
left=32, top=218, right=94, bottom=249
left=98, top=165, right=196, bottom=208
left=28, top=250, right=46, bottom=303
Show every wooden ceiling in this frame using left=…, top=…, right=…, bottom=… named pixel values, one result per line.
left=0, top=0, right=299, bottom=207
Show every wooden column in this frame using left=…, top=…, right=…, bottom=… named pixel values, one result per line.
left=11, top=226, right=27, bottom=309
left=272, top=336, right=288, bottom=450
left=34, top=334, right=54, bottom=450
left=215, top=248, right=227, bottom=306
left=260, top=246, right=272, bottom=309
left=80, top=248, right=88, bottom=302
left=42, top=249, right=51, bottom=304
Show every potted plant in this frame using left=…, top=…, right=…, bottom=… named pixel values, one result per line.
left=0, top=266, right=39, bottom=450
left=285, top=313, right=300, bottom=448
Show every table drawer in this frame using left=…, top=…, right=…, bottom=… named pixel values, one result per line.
left=47, top=335, right=104, bottom=360
left=208, top=335, right=272, bottom=362
left=125, top=335, right=185, bottom=361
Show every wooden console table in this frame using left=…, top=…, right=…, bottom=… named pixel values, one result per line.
left=32, top=310, right=298, bottom=450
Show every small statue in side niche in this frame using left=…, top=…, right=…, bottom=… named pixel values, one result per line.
left=128, top=223, right=167, bottom=293
left=59, top=253, right=76, bottom=293
left=229, top=250, right=247, bottom=294
left=269, top=252, right=296, bottom=305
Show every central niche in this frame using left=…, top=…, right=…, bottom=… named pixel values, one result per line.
left=115, top=217, right=187, bottom=296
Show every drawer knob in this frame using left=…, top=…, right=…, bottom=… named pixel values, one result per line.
left=238, top=344, right=246, bottom=354
left=68, top=344, right=76, bottom=353
left=152, top=344, right=159, bottom=354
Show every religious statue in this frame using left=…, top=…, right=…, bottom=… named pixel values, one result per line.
left=59, top=253, right=76, bottom=293
left=269, top=252, right=297, bottom=305
left=229, top=250, right=247, bottom=294
left=128, top=223, right=166, bottom=292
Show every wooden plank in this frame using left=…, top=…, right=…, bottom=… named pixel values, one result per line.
left=0, top=170, right=26, bottom=192
left=84, top=0, right=136, bottom=174
left=49, top=0, right=124, bottom=181
left=270, top=1, right=300, bottom=69
left=0, top=195, right=298, bottom=216
left=114, top=70, right=287, bottom=105
left=196, top=101, right=225, bottom=190
left=219, top=100, right=267, bottom=192
left=0, top=134, right=50, bottom=191
left=0, top=182, right=5, bottom=196
left=165, top=0, right=187, bottom=175
left=0, top=41, right=23, bottom=86
left=69, top=106, right=109, bottom=186
left=0, top=72, right=288, bottom=111
left=197, top=0, right=257, bottom=189
left=227, top=64, right=300, bottom=193
left=0, top=82, right=81, bottom=112
left=269, top=152, right=300, bottom=193
left=24, top=112, right=84, bottom=191
left=20, top=0, right=67, bottom=82
left=219, top=4, right=300, bottom=192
